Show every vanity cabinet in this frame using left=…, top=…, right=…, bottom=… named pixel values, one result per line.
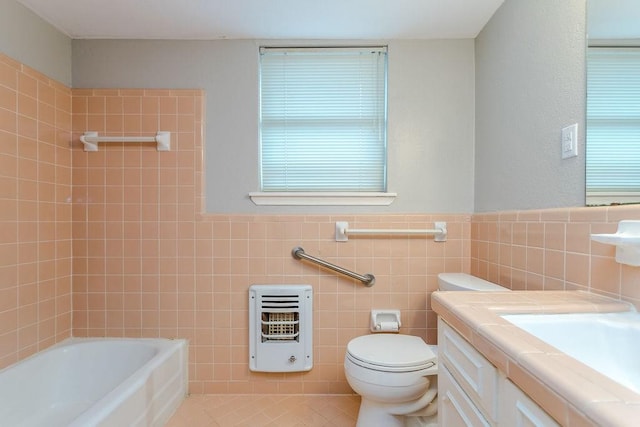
left=500, top=377, right=560, bottom=427
left=439, top=365, right=491, bottom=426
left=438, top=319, right=559, bottom=427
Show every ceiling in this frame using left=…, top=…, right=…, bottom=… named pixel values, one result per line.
left=16, top=0, right=505, bottom=40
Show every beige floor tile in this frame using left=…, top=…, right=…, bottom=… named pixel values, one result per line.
left=167, top=394, right=360, bottom=427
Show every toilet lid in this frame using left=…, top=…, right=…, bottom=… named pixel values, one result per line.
left=347, top=335, right=437, bottom=372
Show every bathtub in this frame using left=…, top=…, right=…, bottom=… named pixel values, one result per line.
left=0, top=337, right=188, bottom=427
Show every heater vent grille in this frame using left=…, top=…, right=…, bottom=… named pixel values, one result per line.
left=262, top=312, right=299, bottom=341
left=249, top=284, right=313, bottom=372
left=260, top=294, right=301, bottom=341
left=261, top=294, right=301, bottom=309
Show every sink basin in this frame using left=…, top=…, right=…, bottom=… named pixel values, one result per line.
left=501, top=311, right=640, bottom=393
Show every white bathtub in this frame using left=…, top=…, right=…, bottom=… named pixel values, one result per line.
left=0, top=337, right=188, bottom=427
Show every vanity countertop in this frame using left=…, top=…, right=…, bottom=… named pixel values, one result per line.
left=432, top=290, right=639, bottom=427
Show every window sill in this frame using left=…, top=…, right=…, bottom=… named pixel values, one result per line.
left=586, top=192, right=640, bottom=206
left=249, top=192, right=397, bottom=206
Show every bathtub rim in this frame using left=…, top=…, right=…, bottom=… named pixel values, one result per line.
left=69, top=337, right=189, bottom=427
left=0, top=336, right=189, bottom=427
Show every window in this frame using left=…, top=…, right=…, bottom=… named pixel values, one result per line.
left=586, top=47, right=640, bottom=205
left=251, top=46, right=393, bottom=206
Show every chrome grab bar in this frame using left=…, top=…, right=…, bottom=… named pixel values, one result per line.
left=291, top=247, right=375, bottom=287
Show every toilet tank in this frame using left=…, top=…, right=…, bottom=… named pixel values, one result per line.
left=437, top=273, right=509, bottom=292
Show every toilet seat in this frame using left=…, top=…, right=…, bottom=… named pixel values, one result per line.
left=346, top=335, right=437, bottom=373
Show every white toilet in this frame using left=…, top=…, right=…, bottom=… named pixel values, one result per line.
left=344, top=273, right=508, bottom=427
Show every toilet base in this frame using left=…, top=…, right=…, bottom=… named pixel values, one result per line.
left=405, top=415, right=438, bottom=427
left=356, top=399, right=404, bottom=427
left=356, top=399, right=438, bottom=427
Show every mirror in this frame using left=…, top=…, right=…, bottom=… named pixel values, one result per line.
left=586, top=0, right=640, bottom=205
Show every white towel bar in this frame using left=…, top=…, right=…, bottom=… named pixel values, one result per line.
left=335, top=221, right=447, bottom=242
left=80, top=131, right=170, bottom=152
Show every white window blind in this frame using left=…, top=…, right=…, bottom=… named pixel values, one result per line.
left=586, top=47, right=640, bottom=202
left=259, top=46, right=388, bottom=192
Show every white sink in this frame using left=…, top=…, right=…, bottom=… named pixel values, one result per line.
left=501, top=311, right=640, bottom=393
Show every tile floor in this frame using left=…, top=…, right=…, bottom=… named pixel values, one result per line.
left=165, top=394, right=361, bottom=427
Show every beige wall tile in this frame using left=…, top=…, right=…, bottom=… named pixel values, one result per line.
left=6, top=51, right=640, bottom=395
left=0, top=54, right=72, bottom=369
left=471, top=206, right=640, bottom=310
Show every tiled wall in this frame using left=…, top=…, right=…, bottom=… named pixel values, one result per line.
left=70, top=88, right=471, bottom=393
left=10, top=51, right=640, bottom=395
left=0, top=53, right=72, bottom=369
left=70, top=88, right=206, bottom=340
left=471, top=206, right=640, bottom=308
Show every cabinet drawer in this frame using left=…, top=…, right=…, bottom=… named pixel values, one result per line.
left=500, top=378, right=560, bottom=427
left=438, top=319, right=498, bottom=421
left=439, top=365, right=492, bottom=427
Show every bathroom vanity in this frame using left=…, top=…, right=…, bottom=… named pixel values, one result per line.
left=433, top=290, right=639, bottom=427
left=439, top=319, right=558, bottom=426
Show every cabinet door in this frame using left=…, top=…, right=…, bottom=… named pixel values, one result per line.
left=438, top=319, right=499, bottom=421
left=500, top=378, right=560, bottom=427
left=439, top=365, right=492, bottom=427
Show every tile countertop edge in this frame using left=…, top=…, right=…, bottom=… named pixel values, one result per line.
left=432, top=290, right=638, bottom=427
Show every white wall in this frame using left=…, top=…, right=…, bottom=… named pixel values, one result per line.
left=474, top=0, right=587, bottom=212
left=4, top=0, right=587, bottom=214
left=72, top=39, right=476, bottom=214
left=0, top=0, right=71, bottom=86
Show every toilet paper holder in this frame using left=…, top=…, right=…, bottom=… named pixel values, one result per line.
left=370, top=309, right=401, bottom=332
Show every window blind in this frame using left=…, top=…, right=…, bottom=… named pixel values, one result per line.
left=259, top=46, right=388, bottom=192
left=586, top=47, right=640, bottom=199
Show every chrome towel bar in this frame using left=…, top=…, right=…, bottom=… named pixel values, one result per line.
left=292, top=247, right=375, bottom=287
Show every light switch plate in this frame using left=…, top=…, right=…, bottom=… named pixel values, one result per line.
left=561, top=123, right=578, bottom=159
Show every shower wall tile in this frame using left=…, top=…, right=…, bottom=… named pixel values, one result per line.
left=0, top=53, right=72, bottom=369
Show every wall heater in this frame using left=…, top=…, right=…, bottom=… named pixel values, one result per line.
left=249, top=284, right=313, bottom=372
